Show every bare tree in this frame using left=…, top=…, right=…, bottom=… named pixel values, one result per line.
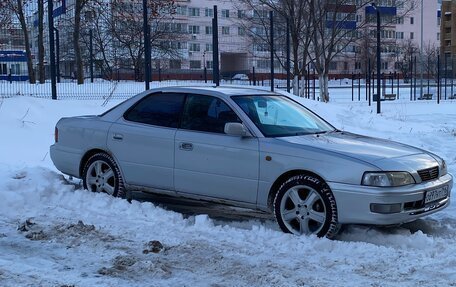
left=308, top=0, right=416, bottom=102
left=238, top=0, right=313, bottom=95
left=394, top=39, right=419, bottom=83
left=73, top=0, right=93, bottom=84
left=107, top=0, right=180, bottom=81
left=423, top=43, right=438, bottom=81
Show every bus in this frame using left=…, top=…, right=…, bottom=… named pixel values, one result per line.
left=0, top=50, right=29, bottom=81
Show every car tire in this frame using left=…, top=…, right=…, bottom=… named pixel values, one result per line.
left=82, top=153, right=126, bottom=198
left=273, top=174, right=339, bottom=238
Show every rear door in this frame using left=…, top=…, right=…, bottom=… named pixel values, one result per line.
left=107, top=92, right=185, bottom=190
left=174, top=94, right=260, bottom=203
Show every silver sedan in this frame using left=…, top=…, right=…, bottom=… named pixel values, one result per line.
left=50, top=87, right=453, bottom=238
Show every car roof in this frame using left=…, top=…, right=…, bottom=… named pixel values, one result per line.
left=154, top=86, right=279, bottom=99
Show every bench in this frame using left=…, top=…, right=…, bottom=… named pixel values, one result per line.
left=449, top=94, right=456, bottom=100
left=383, top=94, right=396, bottom=101
left=418, top=94, right=433, bottom=100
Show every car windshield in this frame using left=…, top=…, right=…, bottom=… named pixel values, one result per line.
left=232, top=95, right=335, bottom=137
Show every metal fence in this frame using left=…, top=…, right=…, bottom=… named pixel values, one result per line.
left=2, top=2, right=456, bottom=106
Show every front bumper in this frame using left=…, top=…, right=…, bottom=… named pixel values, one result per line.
left=328, top=173, right=453, bottom=225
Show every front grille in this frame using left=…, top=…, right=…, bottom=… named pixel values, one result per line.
left=417, top=166, right=439, bottom=182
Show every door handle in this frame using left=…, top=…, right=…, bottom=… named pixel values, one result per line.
left=179, top=142, right=193, bottom=151
left=113, top=133, right=123, bottom=140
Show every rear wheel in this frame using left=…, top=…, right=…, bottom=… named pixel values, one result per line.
left=273, top=174, right=339, bottom=238
left=82, top=153, right=126, bottom=198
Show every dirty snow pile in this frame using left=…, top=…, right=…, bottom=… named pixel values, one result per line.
left=0, top=94, right=456, bottom=287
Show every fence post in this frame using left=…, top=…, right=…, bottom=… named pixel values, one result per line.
left=413, top=55, right=417, bottom=100
left=351, top=73, right=354, bottom=101
left=47, top=0, right=57, bottom=100
left=54, top=28, right=60, bottom=83
left=204, top=67, right=207, bottom=83
left=252, top=66, right=256, bottom=86
left=358, top=73, right=361, bottom=101
left=437, top=54, right=440, bottom=104
left=9, top=69, right=12, bottom=84
left=367, top=59, right=370, bottom=101
left=212, top=5, right=220, bottom=86
left=269, top=11, right=274, bottom=92
left=286, top=19, right=291, bottom=93
left=444, top=55, right=447, bottom=100
left=143, top=0, right=151, bottom=90
left=410, top=53, right=413, bottom=101
left=90, top=30, right=94, bottom=83
left=313, top=68, right=316, bottom=100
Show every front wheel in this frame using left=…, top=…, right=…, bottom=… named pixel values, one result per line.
left=273, top=174, right=339, bottom=238
left=82, top=153, right=126, bottom=198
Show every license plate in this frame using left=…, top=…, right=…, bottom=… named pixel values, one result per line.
left=425, top=186, right=449, bottom=204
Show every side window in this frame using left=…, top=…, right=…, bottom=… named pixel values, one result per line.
left=181, top=94, right=241, bottom=133
left=124, top=93, right=185, bottom=128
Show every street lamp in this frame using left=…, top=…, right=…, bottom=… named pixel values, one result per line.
left=371, top=3, right=381, bottom=114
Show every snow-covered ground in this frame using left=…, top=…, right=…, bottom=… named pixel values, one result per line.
left=0, top=90, right=455, bottom=287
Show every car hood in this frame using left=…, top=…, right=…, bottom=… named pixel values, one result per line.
left=277, top=131, right=437, bottom=168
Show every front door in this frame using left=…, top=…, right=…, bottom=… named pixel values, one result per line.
left=174, top=94, right=259, bottom=203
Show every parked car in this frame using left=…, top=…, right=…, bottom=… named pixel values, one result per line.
left=231, top=74, right=249, bottom=81
left=50, top=87, right=452, bottom=238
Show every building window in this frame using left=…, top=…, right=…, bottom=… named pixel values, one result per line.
left=189, top=7, right=200, bottom=17
left=205, top=26, right=212, bottom=35
left=381, top=62, right=388, bottom=70
left=437, top=33, right=440, bottom=41
left=205, top=8, right=213, bottom=17
left=206, top=61, right=213, bottom=69
left=189, top=43, right=200, bottom=52
left=222, top=9, right=230, bottom=18
left=237, top=10, right=245, bottom=18
left=329, top=62, right=337, bottom=70
left=355, top=62, right=361, bottom=70
left=190, top=60, right=201, bottom=69
left=222, top=26, right=230, bottom=35
left=257, top=60, right=269, bottom=69
left=176, top=6, right=187, bottom=16
left=410, top=17, right=414, bottom=25
left=410, top=32, right=414, bottom=39
left=188, top=25, right=200, bottom=34
left=205, top=43, right=213, bottom=52
left=170, top=60, right=181, bottom=69
left=238, top=27, right=246, bottom=36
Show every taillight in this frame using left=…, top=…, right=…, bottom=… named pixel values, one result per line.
left=55, top=127, right=59, bottom=143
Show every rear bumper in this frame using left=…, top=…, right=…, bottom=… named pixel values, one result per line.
left=328, top=173, right=453, bottom=225
left=50, top=144, right=81, bottom=178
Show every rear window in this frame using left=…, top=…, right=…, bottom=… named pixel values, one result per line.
left=124, top=93, right=185, bottom=128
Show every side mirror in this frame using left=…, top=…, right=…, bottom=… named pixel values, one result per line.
left=224, top=122, right=252, bottom=137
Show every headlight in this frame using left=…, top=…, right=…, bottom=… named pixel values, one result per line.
left=362, top=172, right=415, bottom=187
left=441, top=160, right=448, bottom=176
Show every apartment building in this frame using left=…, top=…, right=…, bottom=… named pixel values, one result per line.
left=28, top=0, right=442, bottom=80
left=441, top=0, right=456, bottom=74
left=331, top=0, right=441, bottom=76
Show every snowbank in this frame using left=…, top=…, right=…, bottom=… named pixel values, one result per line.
left=0, top=94, right=455, bottom=286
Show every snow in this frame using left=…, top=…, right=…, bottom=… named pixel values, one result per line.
left=0, top=88, right=456, bottom=286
